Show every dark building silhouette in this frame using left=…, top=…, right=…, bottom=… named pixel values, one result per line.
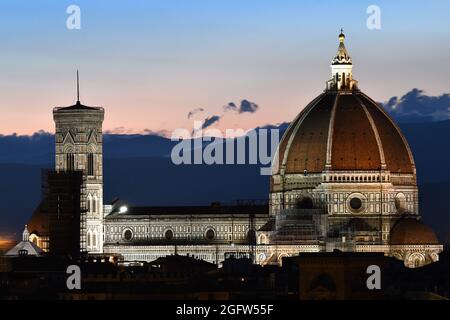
left=27, top=170, right=86, bottom=257
left=284, top=251, right=403, bottom=300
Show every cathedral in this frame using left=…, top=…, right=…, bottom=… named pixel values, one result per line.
left=26, top=32, right=442, bottom=268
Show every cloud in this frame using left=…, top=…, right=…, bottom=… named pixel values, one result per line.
left=201, top=115, right=221, bottom=129
left=187, top=107, right=205, bottom=119
left=224, top=99, right=259, bottom=114
left=104, top=127, right=169, bottom=136
left=381, top=88, right=450, bottom=123
left=224, top=102, right=238, bottom=112
left=143, top=129, right=171, bottom=137
left=104, top=127, right=135, bottom=135
left=0, top=130, right=52, bottom=139
left=258, top=122, right=290, bottom=131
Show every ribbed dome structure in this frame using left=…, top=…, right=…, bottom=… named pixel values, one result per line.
left=274, top=31, right=415, bottom=175
left=275, top=91, right=415, bottom=174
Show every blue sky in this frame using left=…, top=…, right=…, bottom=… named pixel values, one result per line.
left=0, top=0, right=449, bottom=134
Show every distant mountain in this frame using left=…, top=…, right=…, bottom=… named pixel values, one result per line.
left=2, top=120, right=450, bottom=183
left=0, top=133, right=177, bottom=164
left=0, top=131, right=54, bottom=164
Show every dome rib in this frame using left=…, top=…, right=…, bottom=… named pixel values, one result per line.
left=281, top=93, right=335, bottom=173
left=330, top=94, right=381, bottom=170
left=359, top=92, right=416, bottom=173
left=355, top=94, right=386, bottom=168
left=275, top=91, right=415, bottom=174
left=277, top=93, right=327, bottom=174
left=325, top=93, right=340, bottom=168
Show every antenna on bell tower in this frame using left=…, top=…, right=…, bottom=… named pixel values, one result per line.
left=76, top=70, right=80, bottom=104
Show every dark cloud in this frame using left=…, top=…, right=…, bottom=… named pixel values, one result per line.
left=382, top=88, right=450, bottom=123
left=224, top=102, right=238, bottom=112
left=201, top=115, right=221, bottom=129
left=224, top=99, right=259, bottom=114
left=187, top=107, right=205, bottom=119
left=143, top=129, right=171, bottom=137
left=239, top=99, right=259, bottom=113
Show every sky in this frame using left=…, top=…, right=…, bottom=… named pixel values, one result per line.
left=0, top=0, right=449, bottom=135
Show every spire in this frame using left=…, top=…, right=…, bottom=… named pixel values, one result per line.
left=326, top=29, right=358, bottom=91
left=332, top=29, right=352, bottom=65
left=339, top=28, right=345, bottom=42
left=23, top=225, right=29, bottom=241
left=76, top=70, right=80, bottom=104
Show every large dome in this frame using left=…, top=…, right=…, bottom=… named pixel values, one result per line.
left=274, top=31, right=415, bottom=175
left=275, top=91, right=415, bottom=174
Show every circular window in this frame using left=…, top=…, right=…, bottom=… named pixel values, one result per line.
left=347, top=194, right=366, bottom=213
left=123, top=229, right=133, bottom=241
left=395, top=193, right=406, bottom=213
left=205, top=229, right=215, bottom=241
left=165, top=229, right=174, bottom=241
left=350, top=197, right=362, bottom=210
left=258, top=253, right=267, bottom=262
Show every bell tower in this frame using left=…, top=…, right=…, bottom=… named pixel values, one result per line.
left=53, top=72, right=105, bottom=253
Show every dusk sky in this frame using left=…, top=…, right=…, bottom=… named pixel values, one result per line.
left=1, top=0, right=449, bottom=135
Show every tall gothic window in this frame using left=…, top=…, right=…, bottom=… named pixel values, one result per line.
left=93, top=232, right=97, bottom=247
left=92, top=197, right=97, bottom=214
left=87, top=153, right=94, bottom=176
left=87, top=195, right=92, bottom=213
left=66, top=153, right=75, bottom=171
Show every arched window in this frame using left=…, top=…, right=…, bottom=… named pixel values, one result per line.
left=165, top=229, right=174, bottom=241
left=66, top=153, right=75, bottom=171
left=87, top=153, right=94, bottom=176
left=205, top=229, right=215, bottom=241
left=93, top=232, right=97, bottom=247
left=87, top=194, right=92, bottom=213
left=409, top=253, right=425, bottom=268
left=123, top=229, right=133, bottom=241
left=92, top=197, right=97, bottom=214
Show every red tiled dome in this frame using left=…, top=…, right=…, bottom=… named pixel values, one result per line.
left=275, top=91, right=415, bottom=174
left=390, top=218, right=439, bottom=245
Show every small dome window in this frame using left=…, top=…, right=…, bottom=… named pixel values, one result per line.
left=205, top=229, right=215, bottom=241
left=165, top=229, right=174, bottom=241
left=123, top=229, right=133, bottom=241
